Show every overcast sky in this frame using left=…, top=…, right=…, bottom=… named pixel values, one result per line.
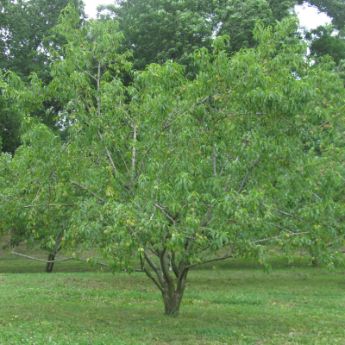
left=83, top=0, right=332, bottom=30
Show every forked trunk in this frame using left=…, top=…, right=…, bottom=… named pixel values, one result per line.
left=141, top=248, right=189, bottom=317
left=162, top=289, right=184, bottom=316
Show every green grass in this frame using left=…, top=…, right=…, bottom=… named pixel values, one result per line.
left=0, top=256, right=345, bottom=345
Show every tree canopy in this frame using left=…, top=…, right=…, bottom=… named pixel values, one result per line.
left=1, top=0, right=345, bottom=317
left=112, top=0, right=291, bottom=70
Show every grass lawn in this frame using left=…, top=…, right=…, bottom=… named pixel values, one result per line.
left=0, top=256, right=345, bottom=345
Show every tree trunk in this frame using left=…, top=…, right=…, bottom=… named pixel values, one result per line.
left=311, top=257, right=320, bottom=267
left=162, top=289, right=184, bottom=316
left=45, top=230, right=63, bottom=273
left=141, top=248, right=189, bottom=317
left=46, top=253, right=56, bottom=273
left=161, top=267, right=188, bottom=317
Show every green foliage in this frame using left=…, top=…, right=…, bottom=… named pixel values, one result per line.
left=0, top=73, right=22, bottom=153
left=0, top=123, right=73, bottom=253
left=3, top=10, right=345, bottom=313
left=0, top=71, right=45, bottom=153
left=0, top=0, right=85, bottom=153
left=0, top=0, right=84, bottom=80
left=113, top=0, right=298, bottom=70
left=308, top=25, right=345, bottom=64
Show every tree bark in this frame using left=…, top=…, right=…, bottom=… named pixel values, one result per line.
left=45, top=231, right=63, bottom=273
left=141, top=249, right=189, bottom=316
left=161, top=266, right=188, bottom=317
left=45, top=253, right=56, bottom=273
left=162, top=289, right=184, bottom=316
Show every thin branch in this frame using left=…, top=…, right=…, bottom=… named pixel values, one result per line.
left=11, top=251, right=110, bottom=267
left=276, top=209, right=302, bottom=221
left=94, top=61, right=118, bottom=177
left=238, top=157, right=260, bottom=193
left=144, top=251, right=165, bottom=287
left=154, top=203, right=176, bottom=225
left=159, top=248, right=174, bottom=287
left=131, top=123, right=137, bottom=180
left=140, top=254, right=163, bottom=292
left=253, top=231, right=310, bottom=244
left=96, top=61, right=101, bottom=117
left=171, top=251, right=179, bottom=278
left=212, top=144, right=217, bottom=177
left=97, top=130, right=118, bottom=176
left=185, top=253, right=234, bottom=270
left=23, top=203, right=74, bottom=209
left=11, top=251, right=74, bottom=263
left=85, top=70, right=97, bottom=82
left=71, top=181, right=106, bottom=203
left=163, top=96, right=209, bottom=130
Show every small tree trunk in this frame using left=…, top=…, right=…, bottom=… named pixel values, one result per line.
left=161, top=267, right=188, bottom=317
left=311, top=257, right=320, bottom=267
left=45, top=231, right=63, bottom=273
left=46, top=253, right=56, bottom=273
left=141, top=249, right=189, bottom=317
left=162, top=289, right=184, bottom=316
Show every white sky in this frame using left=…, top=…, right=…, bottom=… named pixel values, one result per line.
left=84, top=0, right=114, bottom=18
left=84, top=0, right=332, bottom=30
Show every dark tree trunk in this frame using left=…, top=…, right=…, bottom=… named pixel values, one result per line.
left=46, top=253, right=56, bottom=273
left=162, top=289, right=184, bottom=316
left=45, top=230, right=63, bottom=273
left=311, top=257, right=320, bottom=267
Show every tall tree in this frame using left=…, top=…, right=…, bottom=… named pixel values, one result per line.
left=0, top=123, right=77, bottom=272
left=0, top=0, right=84, bottom=80
left=112, top=0, right=295, bottom=70
left=104, top=0, right=345, bottom=72
left=307, top=25, right=345, bottom=64
left=0, top=0, right=84, bottom=153
left=10, top=14, right=344, bottom=315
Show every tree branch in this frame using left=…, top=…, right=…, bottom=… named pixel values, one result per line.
left=185, top=253, right=234, bottom=270
left=144, top=251, right=165, bottom=287
left=97, top=130, right=118, bottom=176
left=140, top=254, right=163, bottom=292
left=253, top=231, right=310, bottom=244
left=11, top=251, right=74, bottom=263
left=154, top=203, right=176, bottom=225
left=171, top=251, right=179, bottom=278
left=159, top=248, right=175, bottom=288
left=131, top=123, right=137, bottom=181
left=23, top=203, right=74, bottom=209
left=238, top=157, right=260, bottom=193
left=71, top=181, right=106, bottom=203
left=212, top=144, right=217, bottom=177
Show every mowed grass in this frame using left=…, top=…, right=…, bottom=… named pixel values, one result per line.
left=0, top=256, right=345, bottom=345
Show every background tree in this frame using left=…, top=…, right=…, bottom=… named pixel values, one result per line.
left=0, top=122, right=84, bottom=272
left=101, top=0, right=345, bottom=76
left=0, top=3, right=132, bottom=271
left=0, top=71, right=44, bottom=153
left=112, top=0, right=298, bottom=70
left=0, top=0, right=84, bottom=153
left=0, top=0, right=84, bottom=80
